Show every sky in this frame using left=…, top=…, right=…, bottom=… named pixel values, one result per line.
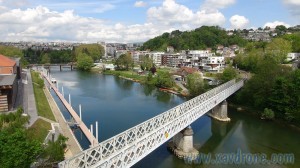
left=0, top=0, right=299, bottom=43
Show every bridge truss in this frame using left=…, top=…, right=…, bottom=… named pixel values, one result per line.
left=59, top=79, right=244, bottom=168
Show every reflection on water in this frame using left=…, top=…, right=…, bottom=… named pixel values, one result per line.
left=48, top=69, right=300, bottom=168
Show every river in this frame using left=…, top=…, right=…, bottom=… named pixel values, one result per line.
left=48, top=68, right=300, bottom=168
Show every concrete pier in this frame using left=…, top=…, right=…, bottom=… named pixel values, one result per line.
left=209, top=100, right=230, bottom=122
left=168, top=126, right=199, bottom=160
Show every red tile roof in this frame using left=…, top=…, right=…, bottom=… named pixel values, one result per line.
left=179, top=67, right=198, bottom=74
left=0, top=54, right=16, bottom=67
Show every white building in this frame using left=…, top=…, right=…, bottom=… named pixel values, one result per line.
left=150, top=52, right=164, bottom=66
left=131, top=51, right=149, bottom=64
left=286, top=53, right=300, bottom=62
left=202, top=56, right=225, bottom=72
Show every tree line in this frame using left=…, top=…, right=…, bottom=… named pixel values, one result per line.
left=233, top=36, right=300, bottom=125
left=140, top=26, right=248, bottom=51
left=0, top=44, right=104, bottom=71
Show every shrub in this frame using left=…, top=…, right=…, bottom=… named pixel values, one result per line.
left=261, top=108, right=275, bottom=120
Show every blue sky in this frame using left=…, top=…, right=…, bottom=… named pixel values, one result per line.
left=0, top=0, right=299, bottom=42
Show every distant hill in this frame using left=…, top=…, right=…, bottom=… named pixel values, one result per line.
left=140, top=26, right=247, bottom=51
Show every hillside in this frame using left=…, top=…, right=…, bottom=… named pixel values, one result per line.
left=140, top=26, right=247, bottom=51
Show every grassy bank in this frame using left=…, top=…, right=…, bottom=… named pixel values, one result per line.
left=103, top=70, right=147, bottom=82
left=31, top=71, right=55, bottom=121
left=27, top=119, right=52, bottom=143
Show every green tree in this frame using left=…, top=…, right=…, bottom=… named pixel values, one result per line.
left=41, top=53, right=51, bottom=64
left=115, top=53, right=134, bottom=70
left=265, top=38, right=292, bottom=63
left=261, top=108, right=275, bottom=120
left=77, top=53, right=94, bottom=71
left=0, top=45, right=23, bottom=57
left=0, top=45, right=28, bottom=66
left=154, top=71, right=174, bottom=88
left=0, top=108, right=42, bottom=168
left=140, top=55, right=154, bottom=71
left=218, top=66, right=238, bottom=82
left=282, top=33, right=300, bottom=52
left=41, top=135, right=68, bottom=164
left=275, top=25, right=287, bottom=35
left=186, top=72, right=205, bottom=97
left=0, top=128, right=42, bottom=168
left=74, top=44, right=104, bottom=61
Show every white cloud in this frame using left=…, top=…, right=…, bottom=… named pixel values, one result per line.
left=147, top=0, right=225, bottom=28
left=202, top=0, right=236, bottom=10
left=283, top=0, right=300, bottom=5
left=0, top=0, right=228, bottom=43
left=0, top=0, right=29, bottom=7
left=229, top=15, right=249, bottom=29
left=263, top=21, right=290, bottom=29
left=134, top=1, right=147, bottom=7
left=0, top=6, right=166, bottom=43
left=282, top=0, right=300, bottom=20
left=93, top=3, right=115, bottom=13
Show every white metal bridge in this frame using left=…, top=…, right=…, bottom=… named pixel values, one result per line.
left=59, top=79, right=244, bottom=168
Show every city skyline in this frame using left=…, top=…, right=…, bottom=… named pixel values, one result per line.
left=0, top=0, right=299, bottom=43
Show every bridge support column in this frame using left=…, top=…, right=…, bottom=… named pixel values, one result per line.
left=167, top=126, right=199, bottom=160
left=209, top=100, right=230, bottom=122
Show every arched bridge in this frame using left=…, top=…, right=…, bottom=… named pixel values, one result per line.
left=59, top=79, right=244, bottom=168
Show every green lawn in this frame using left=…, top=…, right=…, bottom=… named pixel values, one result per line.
left=31, top=71, right=55, bottom=121
left=103, top=70, right=147, bottom=82
left=27, top=119, right=52, bottom=143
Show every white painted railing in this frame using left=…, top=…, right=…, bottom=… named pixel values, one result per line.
left=59, top=79, right=244, bottom=168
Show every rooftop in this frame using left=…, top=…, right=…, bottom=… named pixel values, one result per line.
left=0, top=74, right=16, bottom=86
left=0, top=54, right=16, bottom=67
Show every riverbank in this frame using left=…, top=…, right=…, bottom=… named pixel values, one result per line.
left=229, top=103, right=300, bottom=132
left=103, top=70, right=188, bottom=97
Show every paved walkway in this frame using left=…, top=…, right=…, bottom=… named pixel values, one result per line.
left=43, top=86, right=82, bottom=158
left=175, top=81, right=189, bottom=95
left=24, top=69, right=39, bottom=128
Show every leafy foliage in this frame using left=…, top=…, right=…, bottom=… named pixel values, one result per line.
left=282, top=33, right=300, bottom=53
left=186, top=72, right=206, bottom=97
left=74, top=44, right=104, bottom=61
left=115, top=53, right=134, bottom=70
left=140, top=26, right=248, bottom=51
left=234, top=37, right=292, bottom=72
left=218, top=66, right=238, bottom=82
left=24, top=48, right=74, bottom=64
left=0, top=45, right=23, bottom=57
left=140, top=55, right=154, bottom=71
left=265, top=38, right=292, bottom=63
left=76, top=53, right=94, bottom=71
left=261, top=108, right=275, bottom=120
left=0, top=45, right=28, bottom=66
left=236, top=57, right=300, bottom=125
left=0, top=108, right=42, bottom=168
left=154, top=71, right=175, bottom=88
left=41, top=135, right=68, bottom=164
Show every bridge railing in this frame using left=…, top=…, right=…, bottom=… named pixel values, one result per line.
left=59, top=79, right=244, bottom=168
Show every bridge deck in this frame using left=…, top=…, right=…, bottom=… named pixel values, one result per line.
left=59, top=78, right=244, bottom=168
left=42, top=71, right=98, bottom=146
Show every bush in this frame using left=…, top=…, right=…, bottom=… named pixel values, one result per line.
left=261, top=108, right=275, bottom=120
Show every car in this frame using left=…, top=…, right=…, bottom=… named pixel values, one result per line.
left=51, top=78, right=57, bottom=83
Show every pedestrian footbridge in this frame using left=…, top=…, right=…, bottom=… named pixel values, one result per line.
left=59, top=79, right=244, bottom=168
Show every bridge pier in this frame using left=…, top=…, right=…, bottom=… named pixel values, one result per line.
left=209, top=100, right=230, bottom=122
left=167, top=126, right=199, bottom=160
